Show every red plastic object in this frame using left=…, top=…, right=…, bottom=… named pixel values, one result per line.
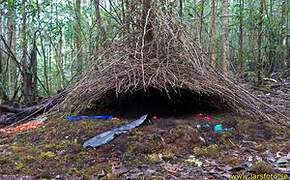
left=205, top=115, right=212, bottom=121
left=195, top=113, right=204, bottom=120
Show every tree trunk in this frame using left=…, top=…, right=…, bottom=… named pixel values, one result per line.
left=238, top=0, right=244, bottom=75
left=94, top=0, right=105, bottom=49
left=179, top=0, right=183, bottom=17
left=257, top=0, right=265, bottom=84
left=55, top=28, right=65, bottom=89
left=221, top=0, right=230, bottom=75
left=142, top=0, right=153, bottom=43
left=10, top=0, right=17, bottom=100
left=95, top=0, right=100, bottom=37
left=210, top=0, right=217, bottom=67
left=40, top=36, right=49, bottom=95
left=196, top=0, right=204, bottom=47
left=121, top=0, right=125, bottom=25
left=20, top=0, right=37, bottom=105
left=266, top=0, right=275, bottom=75
left=130, top=1, right=137, bottom=31
left=75, top=0, right=82, bottom=73
left=124, top=0, right=130, bottom=31
left=287, top=2, right=289, bottom=69
left=21, top=0, right=33, bottom=105
left=30, top=37, right=38, bottom=102
left=36, top=0, right=49, bottom=95
left=48, top=0, right=53, bottom=93
left=248, top=1, right=256, bottom=72
left=40, top=37, right=50, bottom=96
left=0, top=3, right=3, bottom=77
left=282, top=0, right=289, bottom=68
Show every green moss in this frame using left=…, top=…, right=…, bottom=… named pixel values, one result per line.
left=147, top=153, right=161, bottom=164
left=127, top=143, right=137, bottom=153
left=104, top=164, right=117, bottom=179
left=150, top=176, right=165, bottom=180
left=0, top=157, right=10, bottom=164
left=22, top=155, right=35, bottom=164
left=285, top=130, right=290, bottom=138
left=222, top=156, right=242, bottom=166
left=5, top=114, right=281, bottom=178
left=10, top=145, right=24, bottom=153
left=27, top=145, right=41, bottom=155
left=67, top=168, right=79, bottom=175
left=39, top=151, right=56, bottom=159
left=43, top=143, right=61, bottom=149
left=147, top=134, right=165, bottom=151
left=78, top=165, right=102, bottom=179
left=59, top=140, right=75, bottom=148
left=128, top=130, right=144, bottom=141
left=250, top=161, right=274, bottom=174
left=160, top=149, right=175, bottom=161
left=193, top=144, right=220, bottom=158
left=185, top=155, right=203, bottom=167
left=15, top=161, right=25, bottom=170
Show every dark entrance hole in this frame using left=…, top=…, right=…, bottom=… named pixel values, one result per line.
left=97, top=88, right=222, bottom=118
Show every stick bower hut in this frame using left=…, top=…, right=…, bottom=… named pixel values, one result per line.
left=1, top=7, right=288, bottom=128
left=55, top=10, right=287, bottom=126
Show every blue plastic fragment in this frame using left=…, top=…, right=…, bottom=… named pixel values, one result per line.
left=214, top=124, right=233, bottom=133
left=83, top=114, right=148, bottom=148
left=214, top=124, right=223, bottom=133
left=66, top=115, right=113, bottom=121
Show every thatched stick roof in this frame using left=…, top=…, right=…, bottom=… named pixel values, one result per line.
left=54, top=9, right=289, bottom=127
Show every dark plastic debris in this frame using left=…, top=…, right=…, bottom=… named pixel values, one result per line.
left=83, top=114, right=148, bottom=148
left=66, top=115, right=113, bottom=121
left=196, top=124, right=211, bottom=131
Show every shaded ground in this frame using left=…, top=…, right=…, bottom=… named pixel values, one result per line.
left=0, top=112, right=289, bottom=179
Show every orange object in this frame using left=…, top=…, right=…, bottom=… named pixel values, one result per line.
left=0, top=121, right=44, bottom=134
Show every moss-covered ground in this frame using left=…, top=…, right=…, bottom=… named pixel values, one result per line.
left=0, top=113, right=289, bottom=179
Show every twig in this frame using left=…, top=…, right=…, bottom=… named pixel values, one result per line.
left=141, top=8, right=151, bottom=89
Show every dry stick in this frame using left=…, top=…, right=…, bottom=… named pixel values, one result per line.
left=8, top=92, right=65, bottom=127
left=226, top=78, right=290, bottom=125
left=141, top=8, right=152, bottom=89
left=203, top=54, right=289, bottom=126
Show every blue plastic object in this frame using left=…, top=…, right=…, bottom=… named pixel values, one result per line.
left=214, top=124, right=223, bottom=133
left=214, top=124, right=233, bottom=133
left=66, top=115, right=113, bottom=121
left=83, top=114, right=148, bottom=148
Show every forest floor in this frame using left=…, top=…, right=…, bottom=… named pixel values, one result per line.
left=0, top=112, right=290, bottom=179
left=1, top=76, right=290, bottom=179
